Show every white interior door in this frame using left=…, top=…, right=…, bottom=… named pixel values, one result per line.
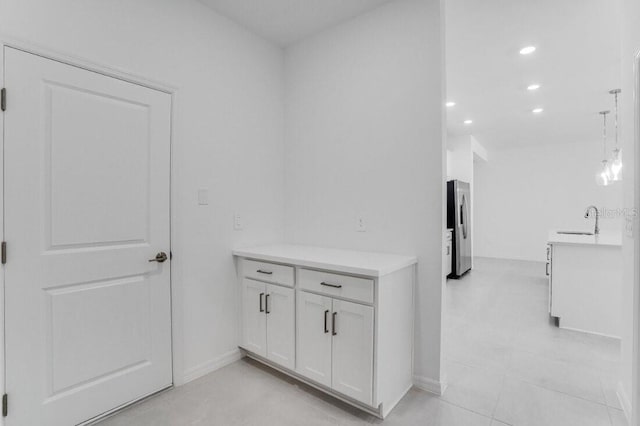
left=3, top=47, right=173, bottom=426
left=331, top=299, right=373, bottom=405
left=265, top=284, right=294, bottom=369
left=241, top=279, right=267, bottom=357
left=296, top=291, right=332, bottom=387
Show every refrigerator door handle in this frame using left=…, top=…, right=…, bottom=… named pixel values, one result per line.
left=460, top=194, right=468, bottom=239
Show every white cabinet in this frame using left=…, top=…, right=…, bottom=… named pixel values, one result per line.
left=445, top=229, right=453, bottom=276
left=331, top=299, right=374, bottom=405
left=241, top=278, right=295, bottom=369
left=296, top=291, right=332, bottom=387
left=546, top=237, right=622, bottom=338
left=296, top=293, right=374, bottom=405
left=235, top=245, right=416, bottom=418
left=241, top=278, right=267, bottom=357
left=265, top=283, right=295, bottom=369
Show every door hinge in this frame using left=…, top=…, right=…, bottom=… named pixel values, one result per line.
left=3, top=393, right=8, bottom=417
left=1, top=88, right=6, bottom=111
left=1, top=241, right=6, bottom=265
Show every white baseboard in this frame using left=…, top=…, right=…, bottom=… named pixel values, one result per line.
left=182, top=348, right=244, bottom=384
left=413, top=375, right=447, bottom=396
left=617, top=381, right=632, bottom=423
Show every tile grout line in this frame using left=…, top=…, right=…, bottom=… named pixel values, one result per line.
left=435, top=398, right=494, bottom=423
left=490, top=373, right=507, bottom=421
left=502, top=375, right=613, bottom=412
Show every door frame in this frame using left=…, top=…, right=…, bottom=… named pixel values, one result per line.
left=632, top=49, right=640, bottom=426
left=0, top=36, right=184, bottom=422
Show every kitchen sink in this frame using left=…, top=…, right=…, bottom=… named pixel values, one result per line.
left=557, top=231, right=594, bottom=235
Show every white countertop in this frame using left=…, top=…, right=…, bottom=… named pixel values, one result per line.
left=232, top=244, right=417, bottom=277
left=547, top=230, right=622, bottom=247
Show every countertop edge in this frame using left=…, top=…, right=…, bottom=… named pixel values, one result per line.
left=232, top=249, right=417, bottom=278
left=547, top=230, right=622, bottom=247
left=547, top=239, right=622, bottom=248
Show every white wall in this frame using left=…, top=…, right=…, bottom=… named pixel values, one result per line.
left=284, top=0, right=445, bottom=389
left=475, top=141, right=623, bottom=262
left=447, top=138, right=473, bottom=182
left=447, top=135, right=488, bottom=267
left=0, top=0, right=286, bottom=382
left=619, top=0, right=640, bottom=421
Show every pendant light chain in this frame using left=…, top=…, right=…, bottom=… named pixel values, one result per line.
left=597, top=110, right=611, bottom=186
left=610, top=89, right=621, bottom=149
left=609, top=88, right=622, bottom=182
left=600, top=110, right=609, bottom=158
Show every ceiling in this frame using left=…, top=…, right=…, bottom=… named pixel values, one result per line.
left=199, top=0, right=396, bottom=46
left=446, top=0, right=622, bottom=151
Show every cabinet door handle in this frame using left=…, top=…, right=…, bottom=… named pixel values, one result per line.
left=259, top=293, right=265, bottom=312
left=321, top=282, right=342, bottom=289
left=332, top=312, right=337, bottom=336
left=265, top=294, right=270, bottom=314
left=545, top=263, right=550, bottom=276
left=257, top=269, right=273, bottom=275
left=324, top=310, right=329, bottom=333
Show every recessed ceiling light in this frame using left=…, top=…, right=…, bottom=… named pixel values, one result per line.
left=527, top=84, right=541, bottom=91
left=532, top=108, right=544, bottom=114
left=446, top=101, right=456, bottom=107
left=520, top=46, right=536, bottom=55
left=464, top=120, right=473, bottom=125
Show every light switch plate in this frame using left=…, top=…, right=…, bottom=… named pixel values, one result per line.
left=198, top=188, right=209, bottom=205
left=234, top=213, right=244, bottom=230
left=625, top=216, right=634, bottom=238
left=356, top=216, right=366, bottom=232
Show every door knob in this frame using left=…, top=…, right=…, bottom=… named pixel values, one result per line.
left=149, top=252, right=168, bottom=263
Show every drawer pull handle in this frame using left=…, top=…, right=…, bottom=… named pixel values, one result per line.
left=332, top=312, right=338, bottom=336
left=545, top=263, right=550, bottom=276
left=321, top=281, right=342, bottom=289
left=324, top=310, right=329, bottom=333
left=259, top=293, right=265, bottom=312
left=265, top=294, right=270, bottom=314
left=257, top=270, right=273, bottom=275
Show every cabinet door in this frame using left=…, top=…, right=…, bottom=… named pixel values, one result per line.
left=331, top=299, right=374, bottom=405
left=265, top=284, right=295, bottom=369
left=241, top=279, right=267, bottom=357
left=296, top=291, right=332, bottom=387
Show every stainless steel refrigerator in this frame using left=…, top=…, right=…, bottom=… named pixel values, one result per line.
left=447, top=180, right=472, bottom=278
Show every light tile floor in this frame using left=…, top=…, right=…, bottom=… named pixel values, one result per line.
left=100, top=257, right=626, bottom=426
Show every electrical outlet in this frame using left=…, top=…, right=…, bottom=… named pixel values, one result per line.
left=625, top=216, right=634, bottom=238
left=197, top=188, right=209, bottom=205
left=234, top=213, right=244, bottom=230
left=356, top=216, right=366, bottom=232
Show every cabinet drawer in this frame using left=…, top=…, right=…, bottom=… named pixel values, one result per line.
left=243, top=259, right=294, bottom=287
left=298, top=269, right=373, bottom=304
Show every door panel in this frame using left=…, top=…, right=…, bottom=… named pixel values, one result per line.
left=46, top=82, right=149, bottom=248
left=48, top=276, right=151, bottom=394
left=265, top=284, right=295, bottom=369
left=296, top=292, right=332, bottom=387
left=241, top=279, right=267, bottom=357
left=331, top=300, right=374, bottom=405
left=4, top=47, right=172, bottom=426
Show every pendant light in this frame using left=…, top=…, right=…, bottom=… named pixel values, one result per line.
left=609, top=89, right=622, bottom=181
left=596, top=110, right=611, bottom=186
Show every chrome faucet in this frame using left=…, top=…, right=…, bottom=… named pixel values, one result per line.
left=584, top=205, right=600, bottom=235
